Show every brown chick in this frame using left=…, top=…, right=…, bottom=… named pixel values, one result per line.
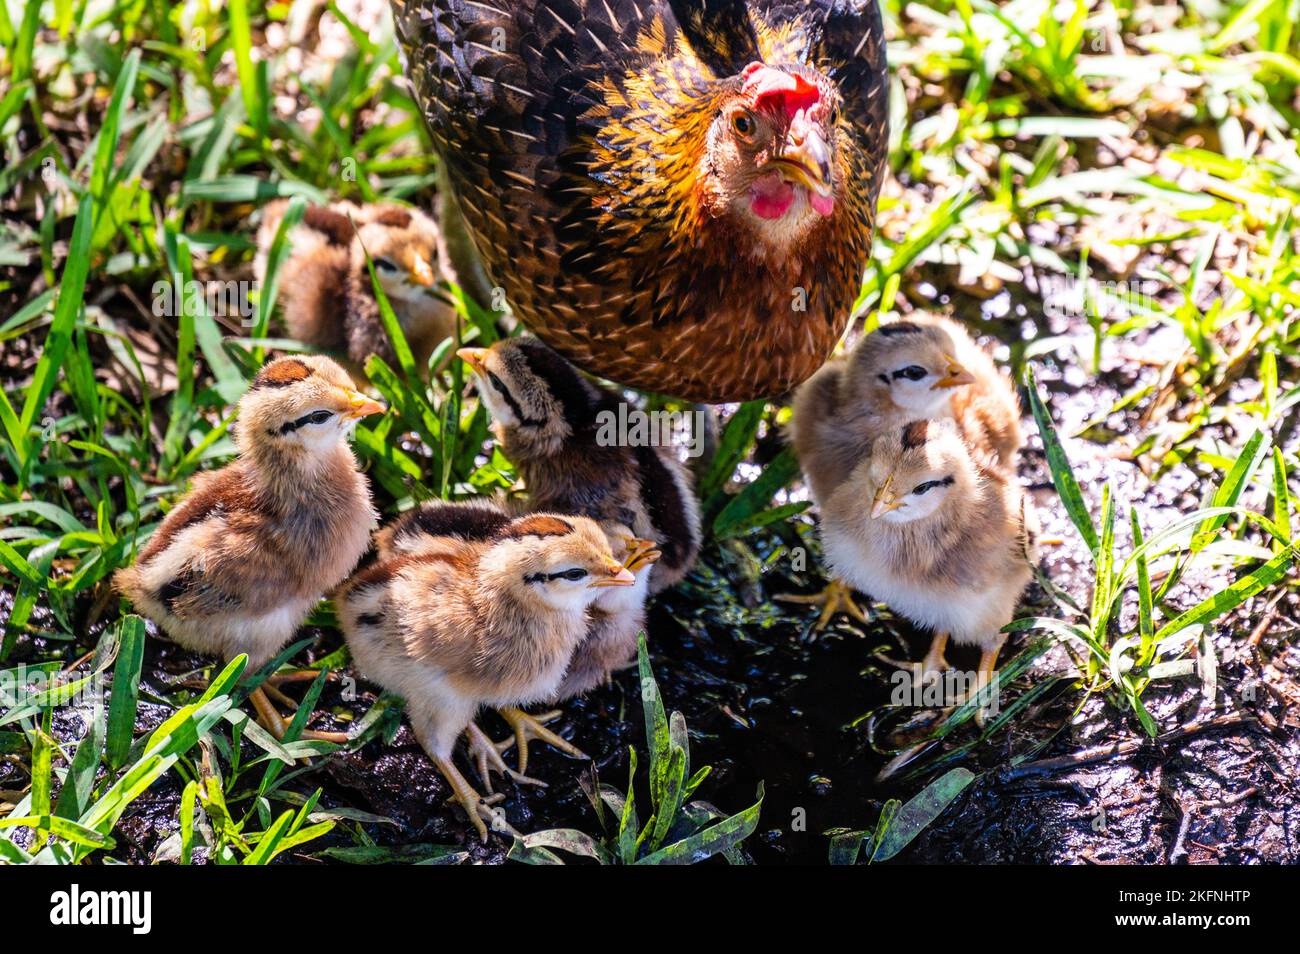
left=819, top=419, right=1036, bottom=701
left=256, top=200, right=458, bottom=379
left=457, top=338, right=701, bottom=596
left=378, top=500, right=660, bottom=774
left=785, top=314, right=1022, bottom=629
left=337, top=507, right=636, bottom=841
left=115, top=356, right=384, bottom=740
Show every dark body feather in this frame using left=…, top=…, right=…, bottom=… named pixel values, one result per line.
left=498, top=340, right=702, bottom=592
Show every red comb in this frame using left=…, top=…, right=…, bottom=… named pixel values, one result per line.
left=741, top=63, right=820, bottom=116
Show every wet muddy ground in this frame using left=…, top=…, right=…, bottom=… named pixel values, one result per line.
left=3, top=316, right=1299, bottom=865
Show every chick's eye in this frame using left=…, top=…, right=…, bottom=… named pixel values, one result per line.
left=731, top=111, right=756, bottom=137
left=306, top=410, right=334, bottom=426
left=912, top=476, right=953, bottom=496
left=487, top=372, right=508, bottom=395
left=374, top=257, right=398, bottom=272
left=895, top=365, right=928, bottom=382
left=555, top=568, right=589, bottom=582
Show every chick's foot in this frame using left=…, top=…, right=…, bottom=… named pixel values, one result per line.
left=248, top=686, right=288, bottom=739
left=920, top=631, right=951, bottom=681
left=465, top=722, right=547, bottom=793
left=247, top=686, right=349, bottom=745
left=494, top=707, right=588, bottom=776
left=972, top=635, right=1008, bottom=729
left=777, top=578, right=871, bottom=635
left=433, top=753, right=516, bottom=843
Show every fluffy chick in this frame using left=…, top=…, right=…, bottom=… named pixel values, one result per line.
left=377, top=502, right=659, bottom=774
left=256, top=200, right=457, bottom=378
left=820, top=418, right=1036, bottom=695
left=785, top=314, right=1022, bottom=629
left=457, top=338, right=701, bottom=596
left=115, top=356, right=384, bottom=739
left=793, top=314, right=1021, bottom=500
left=337, top=507, right=635, bottom=840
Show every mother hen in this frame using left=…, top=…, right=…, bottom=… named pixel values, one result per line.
left=392, top=0, right=888, bottom=402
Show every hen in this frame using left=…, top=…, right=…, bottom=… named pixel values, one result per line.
left=391, top=0, right=888, bottom=402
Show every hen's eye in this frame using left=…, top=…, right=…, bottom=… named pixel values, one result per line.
left=554, top=568, right=589, bottom=582
left=374, top=257, right=398, bottom=272
left=893, top=365, right=928, bottom=382
left=731, top=111, right=756, bottom=137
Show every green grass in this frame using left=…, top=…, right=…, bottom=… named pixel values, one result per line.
left=2, top=0, right=1298, bottom=864
left=509, top=635, right=764, bottom=865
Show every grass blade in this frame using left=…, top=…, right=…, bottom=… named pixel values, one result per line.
left=1025, top=367, right=1099, bottom=557
left=870, top=768, right=977, bottom=862
left=17, top=193, right=94, bottom=473
left=106, top=615, right=146, bottom=768
left=1153, top=545, right=1298, bottom=643
left=699, top=401, right=764, bottom=503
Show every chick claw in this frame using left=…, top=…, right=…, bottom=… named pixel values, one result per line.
left=464, top=722, right=547, bottom=794
left=494, top=707, right=589, bottom=776
left=433, top=754, right=518, bottom=843
left=777, top=579, right=871, bottom=635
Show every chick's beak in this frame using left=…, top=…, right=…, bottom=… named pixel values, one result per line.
left=775, top=121, right=833, bottom=198
left=344, top=390, right=386, bottom=419
left=932, top=357, right=975, bottom=390
left=457, top=347, right=488, bottom=377
left=591, top=564, right=637, bottom=587
left=409, top=257, right=435, bottom=287
left=871, top=476, right=904, bottom=520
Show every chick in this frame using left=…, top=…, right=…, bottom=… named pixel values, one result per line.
left=548, top=528, right=659, bottom=705
left=785, top=314, right=1022, bottom=629
left=457, top=338, right=701, bottom=596
left=337, top=506, right=636, bottom=841
left=819, top=418, right=1036, bottom=696
left=115, top=356, right=384, bottom=740
left=377, top=501, right=659, bottom=774
left=256, top=200, right=458, bottom=379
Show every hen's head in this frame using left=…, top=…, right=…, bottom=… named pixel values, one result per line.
left=699, top=63, right=842, bottom=248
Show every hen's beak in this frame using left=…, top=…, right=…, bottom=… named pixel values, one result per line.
left=931, top=356, right=975, bottom=391
left=591, top=564, right=637, bottom=587
left=344, top=390, right=386, bottom=419
left=775, top=124, right=833, bottom=198
left=871, top=476, right=904, bottom=520
left=457, top=347, right=488, bottom=377
left=409, top=257, right=435, bottom=287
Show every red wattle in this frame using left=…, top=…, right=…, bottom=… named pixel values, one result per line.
left=810, top=190, right=836, bottom=217
left=750, top=173, right=795, bottom=220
